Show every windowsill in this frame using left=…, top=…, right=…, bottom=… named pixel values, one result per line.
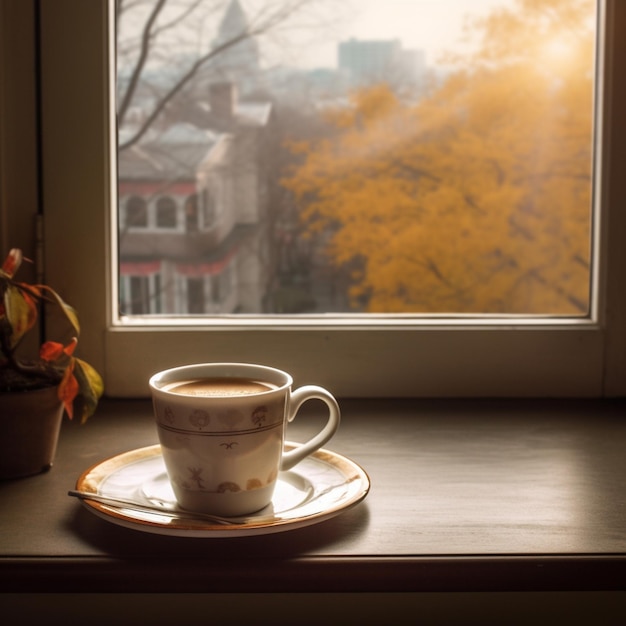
left=1, top=397, right=625, bottom=594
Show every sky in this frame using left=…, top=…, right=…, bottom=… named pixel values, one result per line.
left=257, top=0, right=515, bottom=69
left=119, top=0, right=516, bottom=73
left=335, top=1, right=511, bottom=57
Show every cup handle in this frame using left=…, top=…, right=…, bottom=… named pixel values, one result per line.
left=280, top=385, right=341, bottom=471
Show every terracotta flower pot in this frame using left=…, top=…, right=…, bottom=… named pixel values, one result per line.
left=0, top=385, right=64, bottom=479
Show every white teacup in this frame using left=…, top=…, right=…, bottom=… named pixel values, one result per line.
left=149, top=362, right=340, bottom=516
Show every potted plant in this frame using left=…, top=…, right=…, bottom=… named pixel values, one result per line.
left=0, top=248, right=104, bottom=478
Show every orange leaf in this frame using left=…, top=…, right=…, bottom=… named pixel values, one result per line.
left=63, top=337, right=78, bottom=356
left=1, top=248, right=22, bottom=278
left=21, top=291, right=38, bottom=332
left=40, top=341, right=65, bottom=362
left=58, top=362, right=79, bottom=419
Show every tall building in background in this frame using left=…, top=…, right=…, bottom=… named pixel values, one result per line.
left=209, top=0, right=261, bottom=93
left=338, top=38, right=425, bottom=89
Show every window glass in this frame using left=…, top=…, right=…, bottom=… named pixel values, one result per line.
left=187, top=277, right=206, bottom=314
left=120, top=262, right=163, bottom=314
left=116, top=0, right=597, bottom=318
left=129, top=275, right=150, bottom=314
left=34, top=0, right=626, bottom=398
left=155, top=196, right=178, bottom=228
left=125, top=196, right=147, bottom=228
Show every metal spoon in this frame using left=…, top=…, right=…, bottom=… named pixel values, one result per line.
left=68, top=489, right=266, bottom=525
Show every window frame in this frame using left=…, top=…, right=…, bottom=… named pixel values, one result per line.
left=4, top=0, right=625, bottom=398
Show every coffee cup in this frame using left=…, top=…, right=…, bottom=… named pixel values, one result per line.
left=149, top=362, right=341, bottom=516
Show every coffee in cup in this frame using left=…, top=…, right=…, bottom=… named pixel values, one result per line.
left=162, top=377, right=277, bottom=397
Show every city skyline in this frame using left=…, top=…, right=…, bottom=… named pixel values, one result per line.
left=255, top=0, right=515, bottom=70
left=118, top=1, right=515, bottom=75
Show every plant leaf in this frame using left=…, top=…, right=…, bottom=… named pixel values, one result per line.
left=40, top=285, right=81, bottom=336
left=0, top=248, right=22, bottom=279
left=58, top=362, right=79, bottom=420
left=73, top=358, right=104, bottom=423
left=3, top=285, right=37, bottom=348
left=63, top=337, right=78, bottom=356
left=40, top=340, right=65, bottom=362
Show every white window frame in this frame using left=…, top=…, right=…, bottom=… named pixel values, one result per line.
left=3, top=0, right=625, bottom=398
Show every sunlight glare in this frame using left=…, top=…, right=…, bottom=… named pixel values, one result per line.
left=541, top=35, right=575, bottom=66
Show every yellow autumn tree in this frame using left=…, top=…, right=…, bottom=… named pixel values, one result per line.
left=282, top=0, right=595, bottom=314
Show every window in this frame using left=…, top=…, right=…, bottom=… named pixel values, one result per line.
left=155, top=196, right=177, bottom=229
left=116, top=0, right=602, bottom=318
left=186, top=277, right=206, bottom=315
left=128, top=276, right=151, bottom=315
left=120, top=267, right=162, bottom=315
left=3, top=0, right=626, bottom=398
left=125, top=196, right=147, bottom=229
left=213, top=263, right=234, bottom=307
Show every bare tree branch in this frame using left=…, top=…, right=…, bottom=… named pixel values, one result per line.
left=118, top=0, right=326, bottom=152
left=118, top=29, right=251, bottom=151
left=118, top=0, right=168, bottom=123
left=151, top=0, right=207, bottom=39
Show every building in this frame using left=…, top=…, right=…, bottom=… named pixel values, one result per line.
left=118, top=1, right=273, bottom=316
left=338, top=38, right=425, bottom=89
left=195, top=0, right=263, bottom=98
left=210, top=0, right=260, bottom=80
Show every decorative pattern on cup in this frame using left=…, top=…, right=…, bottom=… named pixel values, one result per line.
left=180, top=470, right=269, bottom=494
left=188, top=409, right=210, bottom=430
left=156, top=402, right=280, bottom=433
left=186, top=466, right=205, bottom=489
left=176, top=462, right=280, bottom=494
left=251, top=406, right=267, bottom=428
left=164, top=406, right=175, bottom=425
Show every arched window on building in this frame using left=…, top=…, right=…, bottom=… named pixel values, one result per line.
left=125, top=196, right=147, bottom=228
left=156, top=196, right=177, bottom=228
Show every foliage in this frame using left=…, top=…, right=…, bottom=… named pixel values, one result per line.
left=282, top=0, right=595, bottom=314
left=0, top=249, right=104, bottom=423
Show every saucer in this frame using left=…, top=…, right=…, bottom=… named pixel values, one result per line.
left=73, top=442, right=370, bottom=537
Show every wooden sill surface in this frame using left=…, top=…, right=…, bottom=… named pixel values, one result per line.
left=1, top=397, right=625, bottom=592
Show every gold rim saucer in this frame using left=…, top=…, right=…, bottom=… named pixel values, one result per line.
left=73, top=442, right=370, bottom=537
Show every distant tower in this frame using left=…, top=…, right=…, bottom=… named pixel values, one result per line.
left=338, top=38, right=423, bottom=89
left=338, top=39, right=403, bottom=85
left=211, top=0, right=260, bottom=83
